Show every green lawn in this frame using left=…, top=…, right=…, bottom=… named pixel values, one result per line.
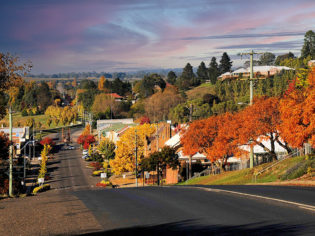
left=1, top=112, right=81, bottom=131
left=179, top=155, right=314, bottom=185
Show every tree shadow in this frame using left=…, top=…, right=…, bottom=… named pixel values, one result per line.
left=82, top=220, right=315, bottom=236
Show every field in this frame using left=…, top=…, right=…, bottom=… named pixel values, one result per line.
left=180, top=155, right=315, bottom=186
left=185, top=82, right=216, bottom=100
left=0, top=112, right=80, bottom=131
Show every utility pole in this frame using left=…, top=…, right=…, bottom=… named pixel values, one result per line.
left=239, top=50, right=263, bottom=168
left=9, top=107, right=13, bottom=197
left=135, top=129, right=138, bottom=187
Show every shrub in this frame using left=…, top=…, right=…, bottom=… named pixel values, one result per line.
left=32, top=184, right=50, bottom=195
left=21, top=109, right=28, bottom=116
left=89, top=162, right=103, bottom=171
left=92, top=170, right=103, bottom=176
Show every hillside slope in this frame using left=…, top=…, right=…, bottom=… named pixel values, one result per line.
left=180, top=155, right=315, bottom=186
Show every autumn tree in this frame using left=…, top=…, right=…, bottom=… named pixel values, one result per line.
left=91, top=93, right=117, bottom=119
left=77, top=134, right=95, bottom=149
left=279, top=67, right=315, bottom=148
left=0, top=132, right=9, bottom=161
left=144, top=85, right=183, bottom=122
left=98, top=75, right=106, bottom=91
left=237, top=96, right=292, bottom=160
left=181, top=113, right=241, bottom=170
left=110, top=124, right=156, bottom=175
left=0, top=53, right=31, bottom=118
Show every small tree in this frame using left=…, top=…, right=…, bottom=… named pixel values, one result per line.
left=141, top=146, right=179, bottom=185
left=98, top=138, right=116, bottom=161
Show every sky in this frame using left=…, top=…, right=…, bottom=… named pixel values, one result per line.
left=0, top=0, right=315, bottom=74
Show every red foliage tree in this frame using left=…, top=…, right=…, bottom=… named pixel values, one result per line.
left=0, top=132, right=9, bottom=160
left=77, top=134, right=95, bottom=149
left=140, top=116, right=151, bottom=125
left=40, top=137, right=55, bottom=146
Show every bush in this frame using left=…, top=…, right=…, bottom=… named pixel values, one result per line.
left=92, top=170, right=103, bottom=176
left=21, top=109, right=28, bottom=116
left=32, top=184, right=50, bottom=195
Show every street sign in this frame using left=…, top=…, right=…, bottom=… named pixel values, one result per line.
left=145, top=172, right=150, bottom=179
left=101, top=173, right=107, bottom=179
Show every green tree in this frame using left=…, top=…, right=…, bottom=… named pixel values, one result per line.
left=36, top=82, right=52, bottom=112
left=301, top=30, right=315, bottom=59
left=208, top=57, right=220, bottom=84
left=219, top=52, right=232, bottom=74
left=78, top=89, right=97, bottom=110
left=139, top=74, right=166, bottom=98
left=176, top=63, right=198, bottom=90
left=79, top=79, right=96, bottom=90
left=196, top=61, right=208, bottom=83
left=167, top=71, right=177, bottom=85
left=98, top=138, right=116, bottom=161
left=141, top=146, right=179, bottom=185
left=259, top=52, right=276, bottom=65
left=275, top=52, right=295, bottom=65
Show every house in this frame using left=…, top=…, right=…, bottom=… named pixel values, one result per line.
left=308, top=60, right=315, bottom=67
left=0, top=127, right=30, bottom=155
left=105, top=93, right=124, bottom=102
left=219, top=66, right=293, bottom=80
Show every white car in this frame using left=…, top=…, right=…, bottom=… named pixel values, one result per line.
left=82, top=149, right=88, bottom=155
left=82, top=154, right=89, bottom=159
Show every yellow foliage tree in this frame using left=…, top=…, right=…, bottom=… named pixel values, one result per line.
left=110, top=124, right=156, bottom=175
left=98, top=75, right=106, bottom=90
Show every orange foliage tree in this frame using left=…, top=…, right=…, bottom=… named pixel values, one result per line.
left=237, top=96, right=292, bottom=160
left=279, top=67, right=315, bottom=148
left=181, top=113, right=241, bottom=169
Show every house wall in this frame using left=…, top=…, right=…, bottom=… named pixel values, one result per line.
left=166, top=167, right=179, bottom=184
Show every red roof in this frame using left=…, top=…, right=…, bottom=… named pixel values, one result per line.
left=106, top=93, right=123, bottom=99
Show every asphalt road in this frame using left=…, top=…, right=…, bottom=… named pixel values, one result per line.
left=74, top=186, right=315, bottom=235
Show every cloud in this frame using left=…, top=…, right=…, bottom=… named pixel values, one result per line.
left=217, top=40, right=304, bottom=50
left=181, top=32, right=305, bottom=41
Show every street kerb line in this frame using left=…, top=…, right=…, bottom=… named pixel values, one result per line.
left=178, top=186, right=315, bottom=212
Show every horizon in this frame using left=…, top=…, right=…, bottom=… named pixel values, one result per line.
left=1, top=0, right=314, bottom=74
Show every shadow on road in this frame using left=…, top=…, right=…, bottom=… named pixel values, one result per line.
left=82, top=220, right=315, bottom=236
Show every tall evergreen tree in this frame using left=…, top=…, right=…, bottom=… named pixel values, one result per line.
left=196, top=61, right=208, bottom=83
left=181, top=63, right=195, bottom=80
left=219, top=52, right=232, bottom=74
left=301, top=30, right=315, bottom=59
left=208, top=57, right=219, bottom=84
left=167, top=71, right=177, bottom=85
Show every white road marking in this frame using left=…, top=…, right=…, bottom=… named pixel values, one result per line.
left=180, top=186, right=315, bottom=212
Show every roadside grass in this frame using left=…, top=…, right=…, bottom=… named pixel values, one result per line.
left=180, top=155, right=315, bottom=185
left=186, top=83, right=216, bottom=100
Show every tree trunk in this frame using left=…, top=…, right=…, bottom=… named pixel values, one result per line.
left=188, top=156, right=192, bottom=179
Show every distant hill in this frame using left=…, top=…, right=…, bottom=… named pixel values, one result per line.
left=26, top=68, right=184, bottom=80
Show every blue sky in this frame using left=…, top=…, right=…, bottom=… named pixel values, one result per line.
left=0, top=0, right=314, bottom=73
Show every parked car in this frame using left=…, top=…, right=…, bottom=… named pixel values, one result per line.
left=82, top=149, right=88, bottom=155
left=82, top=154, right=89, bottom=159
